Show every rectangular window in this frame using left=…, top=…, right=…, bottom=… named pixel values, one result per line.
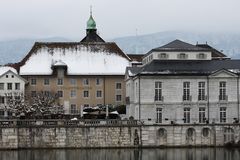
left=220, top=107, right=226, bottom=123
left=0, top=96, right=5, bottom=104
left=156, top=108, right=162, bottom=123
left=31, top=91, right=36, bottom=97
left=70, top=90, right=77, bottom=98
left=31, top=79, right=36, bottom=85
left=199, top=107, right=206, bottom=123
left=96, top=78, right=102, bottom=85
left=44, top=78, right=50, bottom=85
left=0, top=83, right=4, bottom=90
left=7, top=83, right=12, bottom=90
left=70, top=104, right=78, bottom=114
left=154, top=81, right=163, bottom=101
left=116, top=83, right=122, bottom=89
left=96, top=90, right=102, bottom=98
left=219, top=81, right=227, bottom=100
left=198, top=82, right=206, bottom=101
left=57, top=91, right=63, bottom=98
left=83, top=78, right=89, bottom=86
left=83, top=90, right=89, bottom=98
left=70, top=79, right=77, bottom=85
left=15, top=83, right=20, bottom=90
left=44, top=91, right=50, bottom=96
left=116, top=95, right=122, bottom=101
left=57, top=78, right=63, bottom=85
left=84, top=104, right=90, bottom=108
left=183, top=82, right=190, bottom=101
left=184, top=108, right=190, bottom=123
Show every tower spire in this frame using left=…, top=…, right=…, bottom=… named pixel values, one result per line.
left=90, top=5, right=92, bottom=16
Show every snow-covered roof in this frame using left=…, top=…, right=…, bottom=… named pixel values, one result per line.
left=19, top=42, right=131, bottom=75
left=0, top=66, right=17, bottom=76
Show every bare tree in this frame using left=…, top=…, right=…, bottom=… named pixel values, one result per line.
left=5, top=92, right=31, bottom=117
left=6, top=91, right=64, bottom=118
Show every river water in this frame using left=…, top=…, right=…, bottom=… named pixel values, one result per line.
left=0, top=148, right=240, bottom=160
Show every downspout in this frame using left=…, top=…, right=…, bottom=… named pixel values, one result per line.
left=138, top=74, right=143, bottom=147
left=138, top=75, right=141, bottom=120
left=104, top=76, right=106, bottom=105
left=237, top=75, right=239, bottom=121
left=207, top=76, right=210, bottom=123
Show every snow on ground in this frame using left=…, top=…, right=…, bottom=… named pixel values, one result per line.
left=20, top=46, right=130, bottom=75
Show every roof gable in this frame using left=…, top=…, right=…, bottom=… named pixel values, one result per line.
left=209, top=69, right=238, bottom=78
left=153, top=39, right=209, bottom=51
left=0, top=70, right=27, bottom=83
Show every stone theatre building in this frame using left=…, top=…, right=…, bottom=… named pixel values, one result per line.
left=126, top=39, right=240, bottom=125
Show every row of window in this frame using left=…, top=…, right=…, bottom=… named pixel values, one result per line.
left=156, top=107, right=227, bottom=123
left=31, top=78, right=122, bottom=89
left=143, top=53, right=207, bottom=64
left=31, top=90, right=122, bottom=101
left=0, top=83, right=20, bottom=90
left=154, top=81, right=227, bottom=101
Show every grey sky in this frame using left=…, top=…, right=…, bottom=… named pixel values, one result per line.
left=0, top=0, right=240, bottom=41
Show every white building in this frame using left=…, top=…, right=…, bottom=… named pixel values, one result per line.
left=0, top=66, right=27, bottom=117
left=126, top=39, right=240, bottom=124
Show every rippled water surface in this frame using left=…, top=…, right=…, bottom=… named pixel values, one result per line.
left=0, top=148, right=240, bottom=160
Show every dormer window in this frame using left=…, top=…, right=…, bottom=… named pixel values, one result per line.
left=178, top=53, right=187, bottom=59
left=198, top=53, right=206, bottom=59
left=158, top=53, right=168, bottom=59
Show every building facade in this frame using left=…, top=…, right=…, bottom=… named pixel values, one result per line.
left=0, top=66, right=27, bottom=117
left=126, top=40, right=240, bottom=124
left=12, top=13, right=131, bottom=114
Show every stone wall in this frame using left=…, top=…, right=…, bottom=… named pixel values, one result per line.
left=0, top=122, right=240, bottom=149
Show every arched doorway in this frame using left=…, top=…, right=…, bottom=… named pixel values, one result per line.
left=156, top=128, right=167, bottom=146
left=224, top=127, right=234, bottom=144
left=186, top=128, right=196, bottom=145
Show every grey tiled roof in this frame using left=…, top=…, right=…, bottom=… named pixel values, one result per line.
left=153, top=39, right=209, bottom=52
left=127, top=59, right=240, bottom=76
left=143, top=39, right=227, bottom=58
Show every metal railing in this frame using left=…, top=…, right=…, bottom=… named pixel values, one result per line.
left=0, top=119, right=140, bottom=127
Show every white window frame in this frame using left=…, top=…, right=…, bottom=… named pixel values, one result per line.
left=83, top=90, right=89, bottom=98
left=70, top=90, right=77, bottom=98
left=96, top=90, right=102, bottom=98
left=199, top=107, right=206, bottom=123
left=156, top=108, right=162, bottom=123
left=184, top=108, right=190, bottom=123
left=155, top=81, right=162, bottom=101
left=220, top=107, right=226, bottom=123
left=57, top=78, right=63, bottom=86
left=70, top=79, right=77, bottom=86
left=198, top=82, right=206, bottom=101
left=83, top=78, right=89, bottom=86
left=183, top=82, right=190, bottom=101
left=116, top=94, right=122, bottom=102
left=44, top=78, right=50, bottom=85
left=219, top=81, right=227, bottom=100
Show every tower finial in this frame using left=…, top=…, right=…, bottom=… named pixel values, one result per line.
left=90, top=5, right=92, bottom=16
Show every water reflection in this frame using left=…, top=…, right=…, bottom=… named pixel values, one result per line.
left=0, top=148, right=240, bottom=160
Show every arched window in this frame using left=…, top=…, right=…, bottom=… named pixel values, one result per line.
left=202, top=128, right=210, bottom=137
left=157, top=128, right=167, bottom=138
left=187, top=128, right=195, bottom=137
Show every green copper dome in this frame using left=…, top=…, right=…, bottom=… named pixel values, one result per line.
left=87, top=15, right=96, bottom=30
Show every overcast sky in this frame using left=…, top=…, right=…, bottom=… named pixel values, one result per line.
left=0, top=0, right=240, bottom=41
